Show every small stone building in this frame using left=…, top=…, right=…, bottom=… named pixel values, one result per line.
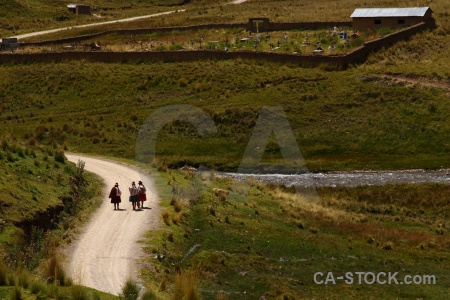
left=67, top=4, right=91, bottom=15
left=351, top=7, right=433, bottom=31
left=0, top=38, right=19, bottom=50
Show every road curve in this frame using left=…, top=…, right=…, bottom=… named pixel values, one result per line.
left=65, top=154, right=160, bottom=296
left=12, top=10, right=186, bottom=40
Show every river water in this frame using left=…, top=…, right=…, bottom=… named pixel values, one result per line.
left=217, top=169, right=450, bottom=187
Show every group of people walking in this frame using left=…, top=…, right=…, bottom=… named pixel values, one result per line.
left=108, top=181, right=147, bottom=210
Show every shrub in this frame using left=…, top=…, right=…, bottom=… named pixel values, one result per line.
left=54, top=151, right=65, bottom=163
left=0, top=258, right=7, bottom=285
left=1, top=140, right=9, bottom=150
left=17, top=148, right=25, bottom=158
left=30, top=280, right=47, bottom=295
left=70, top=285, right=90, bottom=300
left=34, top=159, right=41, bottom=167
left=141, top=289, right=158, bottom=300
left=18, top=269, right=31, bottom=289
left=119, top=278, right=141, bottom=300
left=167, top=232, right=174, bottom=242
left=9, top=285, right=22, bottom=300
left=209, top=206, right=216, bottom=216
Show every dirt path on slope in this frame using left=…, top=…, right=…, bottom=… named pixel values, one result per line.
left=231, top=0, right=250, bottom=4
left=65, top=154, right=160, bottom=296
left=366, top=74, right=450, bottom=96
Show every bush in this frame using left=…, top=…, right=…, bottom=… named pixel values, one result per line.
left=30, top=280, right=47, bottom=295
left=9, top=285, right=22, bottom=300
left=0, top=258, right=7, bottom=285
left=18, top=269, right=31, bottom=289
left=54, top=151, right=65, bottom=164
left=119, top=278, right=141, bottom=300
left=70, top=285, right=91, bottom=300
left=141, top=289, right=158, bottom=300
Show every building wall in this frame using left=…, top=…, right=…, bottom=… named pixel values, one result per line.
left=353, top=16, right=426, bottom=31
left=76, top=5, right=91, bottom=15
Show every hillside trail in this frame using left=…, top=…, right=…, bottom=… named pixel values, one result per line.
left=64, top=154, right=160, bottom=296
left=231, top=0, right=250, bottom=4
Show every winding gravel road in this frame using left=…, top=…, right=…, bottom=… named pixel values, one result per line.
left=65, top=154, right=160, bottom=296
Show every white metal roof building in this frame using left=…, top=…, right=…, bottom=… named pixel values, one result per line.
left=351, top=7, right=433, bottom=31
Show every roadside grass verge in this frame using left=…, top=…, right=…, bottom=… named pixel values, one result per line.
left=141, top=168, right=450, bottom=299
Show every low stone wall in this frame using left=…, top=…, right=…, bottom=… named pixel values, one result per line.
left=344, top=20, right=433, bottom=65
left=6, top=19, right=434, bottom=68
left=0, top=50, right=347, bottom=68
left=268, top=21, right=352, bottom=31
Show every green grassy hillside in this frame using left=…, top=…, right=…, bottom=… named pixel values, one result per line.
left=0, top=54, right=448, bottom=171
left=0, top=140, right=109, bottom=298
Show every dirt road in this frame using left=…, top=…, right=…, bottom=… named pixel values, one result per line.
left=12, top=10, right=185, bottom=40
left=65, top=154, right=160, bottom=295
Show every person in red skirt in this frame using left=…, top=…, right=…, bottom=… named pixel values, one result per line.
left=138, top=180, right=147, bottom=208
left=108, top=183, right=122, bottom=210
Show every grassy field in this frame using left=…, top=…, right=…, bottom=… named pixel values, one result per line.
left=0, top=0, right=185, bottom=38
left=0, top=0, right=449, bottom=299
left=139, top=168, right=450, bottom=299
left=0, top=53, right=448, bottom=172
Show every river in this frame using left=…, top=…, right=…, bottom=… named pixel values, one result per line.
left=217, top=169, right=450, bottom=187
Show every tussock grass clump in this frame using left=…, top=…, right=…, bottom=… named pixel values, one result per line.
left=162, top=211, right=170, bottom=226
left=173, top=200, right=184, bottom=213
left=382, top=242, right=394, bottom=251
left=9, top=285, right=22, bottom=300
left=173, top=269, right=201, bottom=300
left=158, top=276, right=167, bottom=292
left=119, top=278, right=141, bottom=300
left=209, top=206, right=216, bottom=216
left=17, top=269, right=31, bottom=289
left=30, top=280, right=47, bottom=295
left=141, top=289, right=159, bottom=300
left=70, top=285, right=91, bottom=300
left=46, top=255, right=67, bottom=286
left=172, top=213, right=182, bottom=225
left=216, top=291, right=228, bottom=300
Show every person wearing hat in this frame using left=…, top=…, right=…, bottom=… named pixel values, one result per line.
left=129, top=181, right=139, bottom=210
left=138, top=180, right=147, bottom=208
left=109, top=183, right=122, bottom=210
